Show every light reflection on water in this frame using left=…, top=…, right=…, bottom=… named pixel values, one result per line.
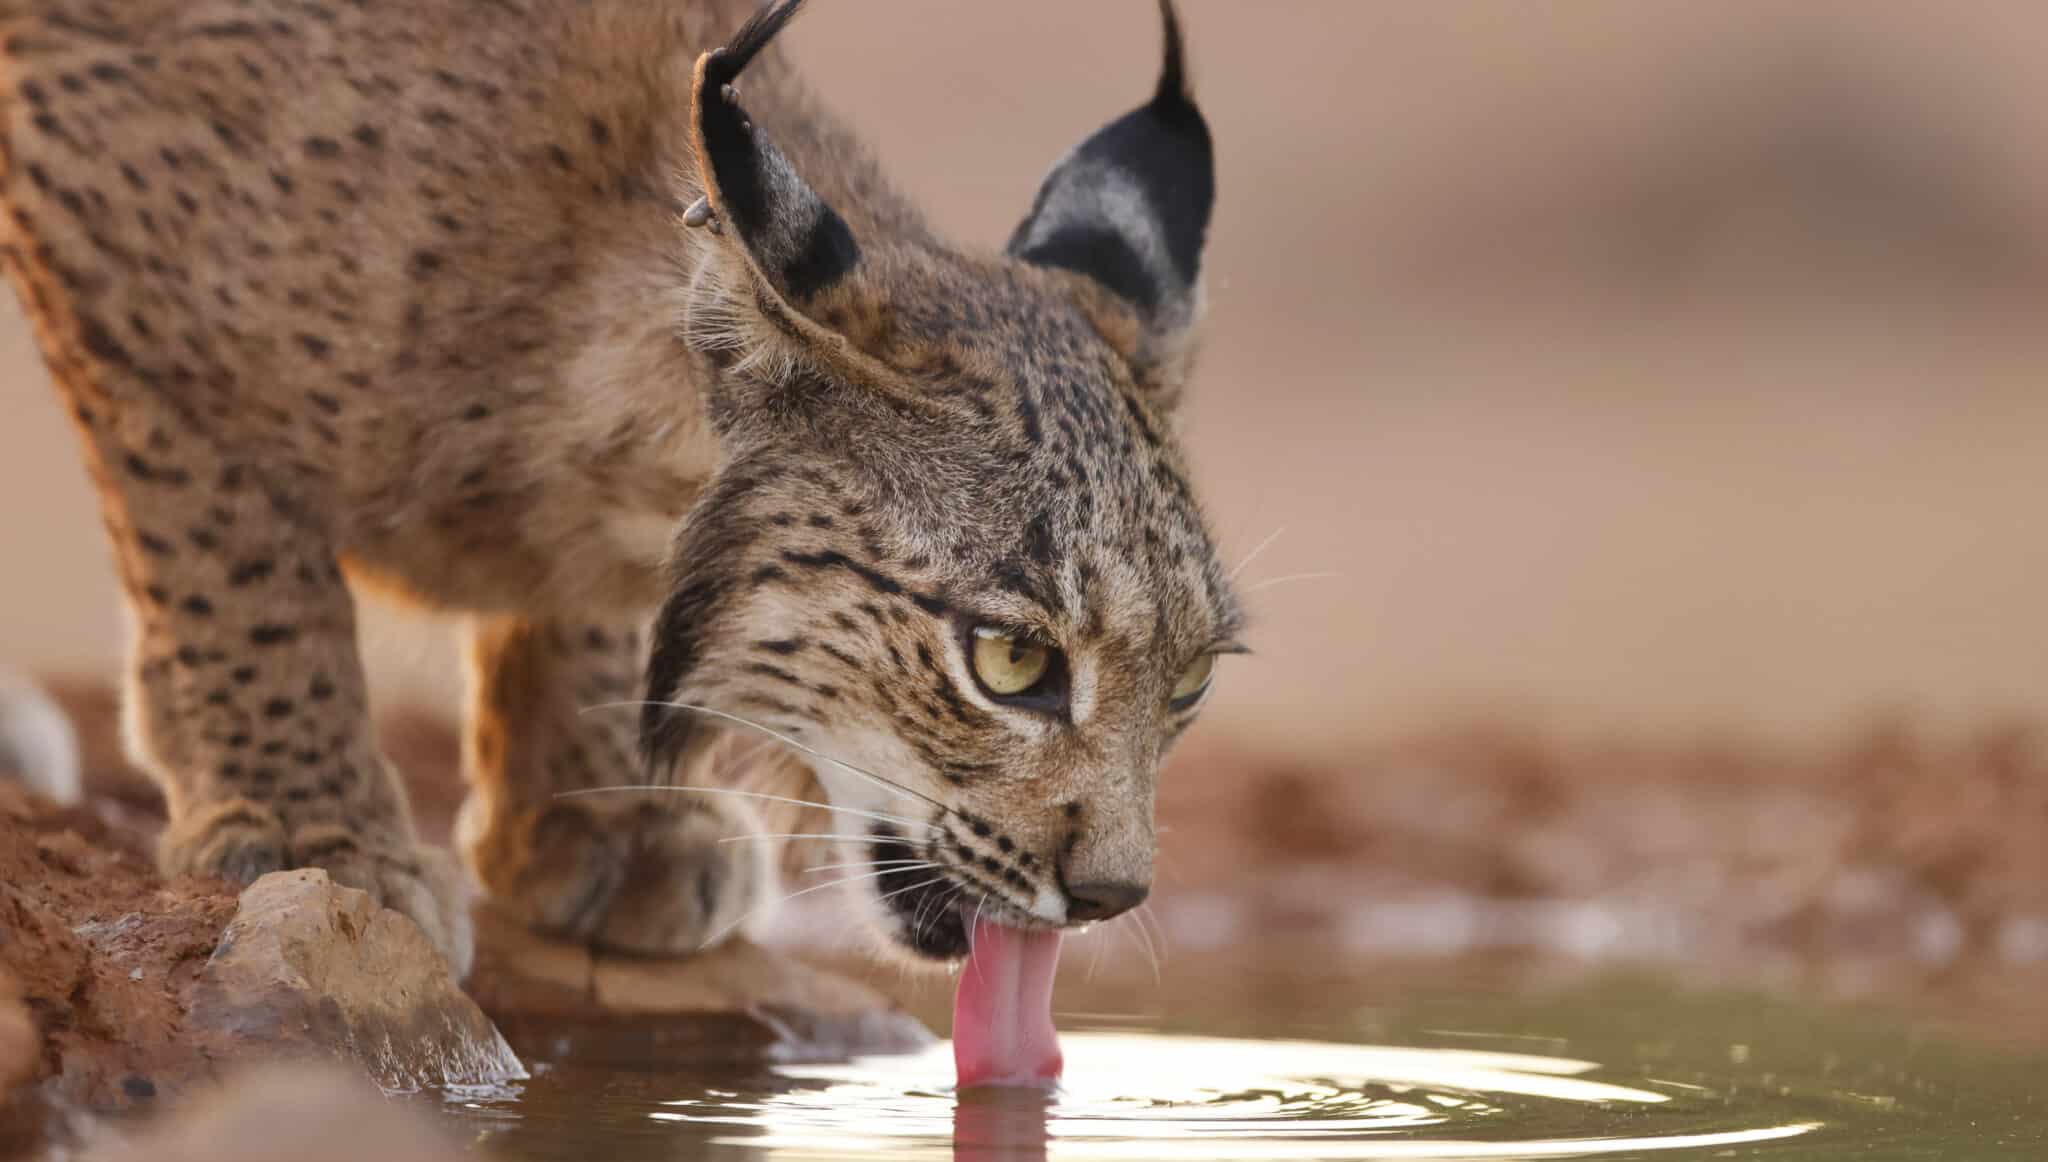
left=679, top=1035, right=1819, bottom=1159
left=452, top=1032, right=1843, bottom=1160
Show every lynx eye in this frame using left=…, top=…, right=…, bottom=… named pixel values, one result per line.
left=969, top=626, right=1054, bottom=698
left=1168, top=652, right=1216, bottom=711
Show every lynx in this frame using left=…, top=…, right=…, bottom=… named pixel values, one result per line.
left=0, top=0, right=1237, bottom=975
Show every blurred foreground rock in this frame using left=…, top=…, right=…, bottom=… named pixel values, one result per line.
left=468, top=901, right=932, bottom=1066
left=85, top=1065, right=465, bottom=1162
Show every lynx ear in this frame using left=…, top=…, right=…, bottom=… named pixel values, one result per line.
left=684, top=0, right=860, bottom=321
left=1008, top=0, right=1215, bottom=383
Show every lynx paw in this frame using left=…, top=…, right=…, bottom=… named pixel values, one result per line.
left=465, top=792, right=772, bottom=957
left=160, top=796, right=293, bottom=883
left=159, top=800, right=476, bottom=978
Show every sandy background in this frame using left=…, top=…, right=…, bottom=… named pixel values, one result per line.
left=5, top=2, right=2047, bottom=760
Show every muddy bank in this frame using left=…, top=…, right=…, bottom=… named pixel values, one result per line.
left=0, top=779, right=239, bottom=1111
left=1157, top=717, right=2048, bottom=965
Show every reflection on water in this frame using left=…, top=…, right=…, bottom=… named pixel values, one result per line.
left=443, top=976, right=2048, bottom=1161
left=692, top=1036, right=1818, bottom=1159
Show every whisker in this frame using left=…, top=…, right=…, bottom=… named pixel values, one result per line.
left=1228, top=524, right=1287, bottom=582
left=876, top=874, right=952, bottom=906
left=1126, top=905, right=1163, bottom=987
left=1240, top=570, right=1342, bottom=596
left=966, top=891, right=992, bottom=983
left=720, top=831, right=923, bottom=845
left=553, top=785, right=923, bottom=829
left=803, top=859, right=937, bottom=874
left=700, top=865, right=906, bottom=950
left=909, top=881, right=941, bottom=935
left=913, top=877, right=964, bottom=937
left=711, top=737, right=776, bottom=782
left=1136, top=900, right=1170, bottom=962
left=581, top=699, right=949, bottom=814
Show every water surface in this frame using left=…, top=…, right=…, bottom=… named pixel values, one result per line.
left=440, top=968, right=2046, bottom=1160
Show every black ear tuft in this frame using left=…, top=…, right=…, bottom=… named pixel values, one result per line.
left=1154, top=0, right=1192, bottom=108
left=706, top=0, right=808, bottom=86
left=689, top=0, right=859, bottom=302
left=1008, top=0, right=1214, bottom=326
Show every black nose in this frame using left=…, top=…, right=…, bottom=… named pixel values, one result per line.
left=1063, top=879, right=1150, bottom=923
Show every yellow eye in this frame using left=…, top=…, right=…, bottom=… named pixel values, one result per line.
left=1169, top=652, right=1216, bottom=709
left=971, top=627, right=1053, bottom=697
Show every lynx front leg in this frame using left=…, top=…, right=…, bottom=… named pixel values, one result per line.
left=459, top=617, right=772, bottom=956
left=64, top=419, right=473, bottom=976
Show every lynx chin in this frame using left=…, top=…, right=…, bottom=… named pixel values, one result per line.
left=0, top=0, right=1238, bottom=976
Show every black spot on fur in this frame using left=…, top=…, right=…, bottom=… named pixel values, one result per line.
left=228, top=560, right=273, bottom=586
left=249, top=624, right=299, bottom=646
left=77, top=315, right=132, bottom=366
left=743, top=661, right=802, bottom=687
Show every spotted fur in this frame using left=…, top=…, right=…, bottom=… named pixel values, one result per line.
left=0, top=0, right=1236, bottom=970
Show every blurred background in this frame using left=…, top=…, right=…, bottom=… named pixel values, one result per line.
left=5, top=2, right=2048, bottom=976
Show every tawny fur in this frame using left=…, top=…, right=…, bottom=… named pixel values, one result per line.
left=0, top=0, right=1238, bottom=974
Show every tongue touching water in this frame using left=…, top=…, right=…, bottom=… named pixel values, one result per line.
left=437, top=959, right=2048, bottom=1160
left=952, top=919, right=1065, bottom=1089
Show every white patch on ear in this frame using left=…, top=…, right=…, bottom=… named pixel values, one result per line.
left=1011, top=159, right=1179, bottom=321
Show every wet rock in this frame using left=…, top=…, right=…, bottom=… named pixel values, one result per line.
left=467, top=901, right=933, bottom=1067
left=0, top=781, right=521, bottom=1119
left=189, top=870, right=523, bottom=1092
left=84, top=1064, right=466, bottom=1162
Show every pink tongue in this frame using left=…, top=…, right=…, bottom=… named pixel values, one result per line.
left=952, top=917, right=1064, bottom=1089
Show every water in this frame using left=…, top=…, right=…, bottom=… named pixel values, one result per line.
left=438, top=968, right=2048, bottom=1160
